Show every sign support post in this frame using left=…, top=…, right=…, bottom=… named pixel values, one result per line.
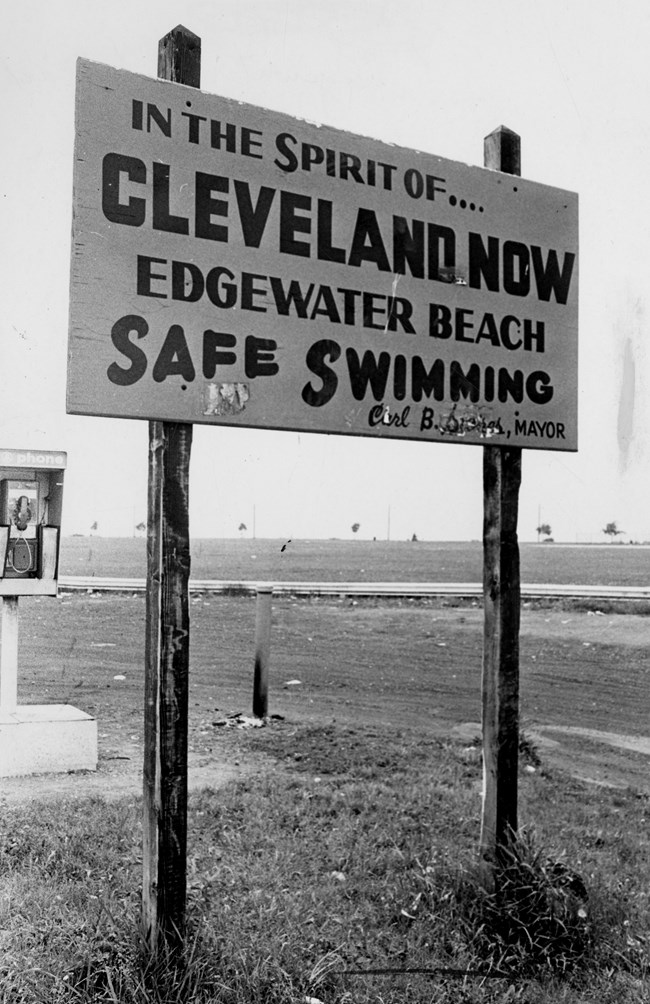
left=253, top=586, right=272, bottom=719
left=479, top=127, right=523, bottom=890
left=142, top=25, right=200, bottom=956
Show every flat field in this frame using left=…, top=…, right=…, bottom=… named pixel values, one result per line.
left=9, top=536, right=650, bottom=797
left=60, top=535, right=650, bottom=585
left=3, top=540, right=650, bottom=1001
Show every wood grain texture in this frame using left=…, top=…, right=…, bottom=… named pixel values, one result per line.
left=479, top=126, right=523, bottom=889
left=142, top=24, right=199, bottom=955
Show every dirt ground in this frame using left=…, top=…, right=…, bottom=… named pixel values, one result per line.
left=2, top=595, right=649, bottom=802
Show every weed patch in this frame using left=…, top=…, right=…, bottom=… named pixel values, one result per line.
left=456, top=831, right=592, bottom=975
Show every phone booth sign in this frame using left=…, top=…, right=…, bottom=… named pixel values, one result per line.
left=0, top=448, right=97, bottom=777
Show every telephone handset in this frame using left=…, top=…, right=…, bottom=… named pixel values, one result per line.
left=11, top=495, right=33, bottom=532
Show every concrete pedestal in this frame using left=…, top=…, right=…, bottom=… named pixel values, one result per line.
left=0, top=705, right=97, bottom=777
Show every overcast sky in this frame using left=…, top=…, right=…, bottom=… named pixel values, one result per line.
left=2, top=0, right=649, bottom=542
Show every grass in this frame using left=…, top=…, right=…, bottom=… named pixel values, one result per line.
left=1, top=722, right=649, bottom=1003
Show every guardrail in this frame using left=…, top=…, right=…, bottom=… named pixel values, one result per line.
left=57, top=577, right=650, bottom=601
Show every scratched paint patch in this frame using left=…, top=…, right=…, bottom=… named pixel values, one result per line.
left=203, top=383, right=250, bottom=417
left=437, top=403, right=505, bottom=439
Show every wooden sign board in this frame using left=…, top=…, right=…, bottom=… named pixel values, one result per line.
left=68, top=59, right=578, bottom=450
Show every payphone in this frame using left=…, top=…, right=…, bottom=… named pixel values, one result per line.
left=1, top=479, right=40, bottom=576
left=0, top=449, right=65, bottom=594
left=0, top=448, right=96, bottom=778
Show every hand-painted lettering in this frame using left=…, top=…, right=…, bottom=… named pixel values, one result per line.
left=301, top=344, right=554, bottom=408
left=134, top=258, right=415, bottom=332
left=101, top=159, right=575, bottom=305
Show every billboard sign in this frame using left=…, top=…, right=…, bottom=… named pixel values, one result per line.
left=68, top=59, right=578, bottom=450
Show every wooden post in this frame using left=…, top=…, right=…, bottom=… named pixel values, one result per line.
left=142, top=25, right=200, bottom=956
left=479, top=126, right=522, bottom=890
left=0, top=597, right=19, bottom=711
left=253, top=587, right=272, bottom=719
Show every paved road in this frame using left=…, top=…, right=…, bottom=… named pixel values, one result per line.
left=58, top=576, right=650, bottom=601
